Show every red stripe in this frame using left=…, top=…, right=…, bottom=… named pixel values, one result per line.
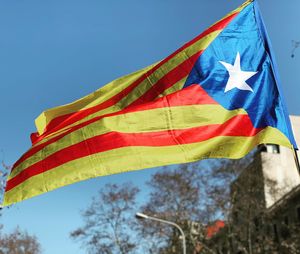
left=7, top=114, right=261, bottom=192
left=127, top=51, right=201, bottom=107
left=14, top=84, right=217, bottom=170
left=37, top=12, right=239, bottom=138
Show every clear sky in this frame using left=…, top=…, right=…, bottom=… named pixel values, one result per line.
left=0, top=0, right=299, bottom=253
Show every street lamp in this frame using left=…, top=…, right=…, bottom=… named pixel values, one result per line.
left=135, top=212, right=186, bottom=254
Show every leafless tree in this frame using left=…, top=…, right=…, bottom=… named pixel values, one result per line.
left=71, top=183, right=140, bottom=254
left=0, top=226, right=42, bottom=254
left=0, top=161, right=11, bottom=201
left=137, top=163, right=218, bottom=254
left=0, top=161, right=42, bottom=254
left=71, top=149, right=300, bottom=254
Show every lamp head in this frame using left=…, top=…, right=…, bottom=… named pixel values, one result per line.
left=135, top=212, right=148, bottom=219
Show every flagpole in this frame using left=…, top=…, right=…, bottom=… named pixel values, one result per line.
left=292, top=148, right=300, bottom=176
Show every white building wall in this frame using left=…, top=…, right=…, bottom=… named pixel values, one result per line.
left=262, top=115, right=300, bottom=208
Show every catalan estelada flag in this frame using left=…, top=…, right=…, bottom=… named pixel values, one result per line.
left=3, top=0, right=297, bottom=206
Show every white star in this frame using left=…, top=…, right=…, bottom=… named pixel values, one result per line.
left=219, top=52, right=257, bottom=93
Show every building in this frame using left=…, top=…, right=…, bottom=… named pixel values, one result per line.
left=261, top=115, right=300, bottom=208
left=208, top=116, right=300, bottom=254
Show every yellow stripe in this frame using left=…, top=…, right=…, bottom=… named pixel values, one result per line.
left=11, top=105, right=247, bottom=179
left=3, top=126, right=291, bottom=207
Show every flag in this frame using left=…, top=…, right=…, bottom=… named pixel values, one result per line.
left=3, top=0, right=297, bottom=206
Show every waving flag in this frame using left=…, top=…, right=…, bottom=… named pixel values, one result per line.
left=3, top=0, right=296, bottom=206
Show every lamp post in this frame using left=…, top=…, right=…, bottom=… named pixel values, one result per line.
left=135, top=212, right=186, bottom=254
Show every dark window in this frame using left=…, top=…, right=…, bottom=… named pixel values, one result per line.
left=281, top=224, right=290, bottom=240
left=259, top=144, right=267, bottom=152
left=280, top=216, right=291, bottom=239
left=284, top=216, right=289, bottom=225
left=233, top=211, right=239, bottom=223
left=253, top=217, right=260, bottom=231
left=273, top=224, right=279, bottom=242
left=266, top=224, right=271, bottom=235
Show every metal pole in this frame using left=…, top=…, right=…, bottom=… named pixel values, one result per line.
left=292, top=148, right=300, bottom=176
left=136, top=212, right=186, bottom=254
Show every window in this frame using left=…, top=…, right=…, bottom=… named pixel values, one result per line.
left=266, top=224, right=271, bottom=235
left=253, top=217, right=260, bottom=231
left=297, top=207, right=300, bottom=222
left=281, top=224, right=290, bottom=240
left=273, top=224, right=279, bottom=242
left=280, top=216, right=291, bottom=239
left=284, top=216, right=289, bottom=226
left=272, top=145, right=280, bottom=154
left=259, top=144, right=267, bottom=152
left=266, top=144, right=280, bottom=154
left=233, top=211, right=239, bottom=223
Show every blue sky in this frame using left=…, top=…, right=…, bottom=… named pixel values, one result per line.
left=0, top=0, right=299, bottom=253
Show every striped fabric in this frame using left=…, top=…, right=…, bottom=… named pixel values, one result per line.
left=3, top=0, right=292, bottom=206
